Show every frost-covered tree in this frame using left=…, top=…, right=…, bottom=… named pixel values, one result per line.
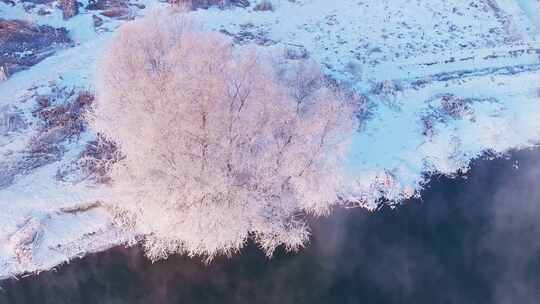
left=89, top=10, right=357, bottom=262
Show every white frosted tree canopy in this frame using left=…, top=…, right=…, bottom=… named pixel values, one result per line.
left=90, top=11, right=357, bottom=261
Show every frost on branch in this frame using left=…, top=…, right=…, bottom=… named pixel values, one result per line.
left=89, top=10, right=358, bottom=262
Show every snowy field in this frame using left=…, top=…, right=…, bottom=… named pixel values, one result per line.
left=1, top=0, right=540, bottom=278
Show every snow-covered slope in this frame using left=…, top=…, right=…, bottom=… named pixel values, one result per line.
left=1, top=0, right=540, bottom=278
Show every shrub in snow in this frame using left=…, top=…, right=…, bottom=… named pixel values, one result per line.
left=35, top=90, right=94, bottom=139
left=440, top=94, right=473, bottom=119
left=254, top=0, right=273, bottom=11
left=0, top=105, right=26, bottom=134
left=372, top=80, right=402, bottom=96
left=171, top=0, right=249, bottom=10
left=0, top=89, right=94, bottom=189
left=86, top=0, right=127, bottom=10
left=89, top=10, right=357, bottom=261
left=59, top=0, right=79, bottom=19
left=57, top=133, right=122, bottom=184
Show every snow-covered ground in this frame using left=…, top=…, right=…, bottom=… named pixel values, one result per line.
left=1, top=0, right=540, bottom=278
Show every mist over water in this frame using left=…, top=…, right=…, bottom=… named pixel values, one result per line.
left=2, top=148, right=540, bottom=304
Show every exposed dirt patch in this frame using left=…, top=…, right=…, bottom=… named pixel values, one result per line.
left=0, top=19, right=72, bottom=78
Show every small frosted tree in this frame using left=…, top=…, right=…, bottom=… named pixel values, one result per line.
left=90, top=10, right=357, bottom=261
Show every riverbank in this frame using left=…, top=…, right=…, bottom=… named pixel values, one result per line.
left=2, top=147, right=540, bottom=304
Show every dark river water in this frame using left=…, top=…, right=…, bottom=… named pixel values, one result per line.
left=2, top=148, right=540, bottom=304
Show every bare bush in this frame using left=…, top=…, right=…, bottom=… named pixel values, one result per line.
left=57, top=133, right=122, bottom=184
left=89, top=10, right=357, bottom=261
left=35, top=90, right=94, bottom=138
